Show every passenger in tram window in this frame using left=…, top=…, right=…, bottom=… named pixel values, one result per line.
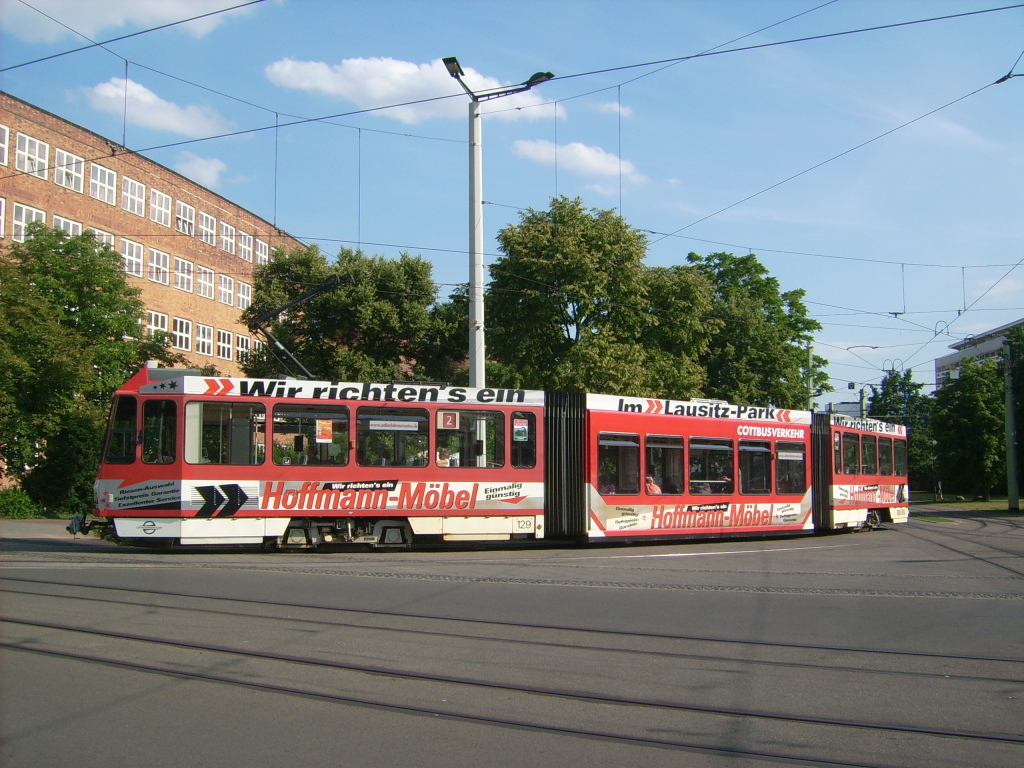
left=645, top=475, right=662, bottom=494
left=718, top=471, right=734, bottom=494
left=437, top=448, right=450, bottom=467
left=378, top=449, right=392, bottom=466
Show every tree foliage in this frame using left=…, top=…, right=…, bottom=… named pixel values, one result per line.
left=686, top=252, right=827, bottom=409
left=241, top=245, right=439, bottom=381
left=487, top=197, right=711, bottom=396
left=0, top=225, right=173, bottom=514
left=931, top=357, right=1005, bottom=499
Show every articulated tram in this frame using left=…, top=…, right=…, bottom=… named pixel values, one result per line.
left=85, top=363, right=909, bottom=548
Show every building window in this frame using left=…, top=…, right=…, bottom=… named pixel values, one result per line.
left=147, top=311, right=168, bottom=336
left=218, top=274, right=234, bottom=305
left=256, top=238, right=269, bottom=265
left=195, top=324, right=214, bottom=356
left=148, top=249, right=170, bottom=284
left=198, top=212, right=216, bottom=245
left=90, top=163, right=117, bottom=205
left=219, top=221, right=235, bottom=254
left=174, top=258, right=193, bottom=292
left=172, top=318, right=192, bottom=351
left=196, top=266, right=215, bottom=299
left=12, top=203, right=45, bottom=242
left=237, top=281, right=252, bottom=310
left=0, top=125, right=8, bottom=165
left=122, top=177, right=145, bottom=216
left=0, top=198, right=5, bottom=238
left=150, top=189, right=172, bottom=226
left=175, top=201, right=195, bottom=236
left=236, top=335, right=251, bottom=363
left=90, top=228, right=114, bottom=248
left=53, top=216, right=82, bottom=236
left=53, top=149, right=84, bottom=192
left=120, top=239, right=144, bottom=277
left=15, top=133, right=49, bottom=180
left=216, top=329, right=234, bottom=361
left=238, top=231, right=253, bottom=262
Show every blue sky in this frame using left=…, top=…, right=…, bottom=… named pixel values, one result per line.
left=2, top=0, right=1022, bottom=407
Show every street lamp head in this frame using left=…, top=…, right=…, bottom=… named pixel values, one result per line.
left=442, top=57, right=464, bottom=79
left=525, top=71, right=554, bottom=87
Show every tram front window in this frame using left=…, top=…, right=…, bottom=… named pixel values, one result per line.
left=105, top=395, right=137, bottom=464
left=141, top=400, right=176, bottom=464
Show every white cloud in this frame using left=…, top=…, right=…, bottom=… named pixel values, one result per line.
left=513, top=139, right=647, bottom=183
left=595, top=101, right=633, bottom=118
left=0, top=0, right=252, bottom=43
left=265, top=57, right=561, bottom=125
left=175, top=152, right=227, bottom=188
left=86, top=78, right=228, bottom=138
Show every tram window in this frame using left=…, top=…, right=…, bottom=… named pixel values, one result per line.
left=894, top=439, right=908, bottom=476
left=878, top=437, right=894, bottom=475
left=357, top=407, right=429, bottom=467
left=739, top=440, right=772, bottom=494
left=776, top=441, right=806, bottom=494
left=598, top=433, right=640, bottom=495
left=689, top=438, right=734, bottom=495
left=272, top=405, right=349, bottom=466
left=842, top=432, right=860, bottom=474
left=104, top=395, right=137, bottom=464
left=861, top=435, right=878, bottom=475
left=184, top=401, right=265, bottom=465
left=645, top=435, right=683, bottom=495
left=834, top=432, right=842, bottom=474
left=141, top=400, right=177, bottom=464
left=510, top=412, right=536, bottom=469
left=436, top=409, right=505, bottom=468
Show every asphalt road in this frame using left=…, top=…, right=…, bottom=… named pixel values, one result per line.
left=2, top=511, right=1022, bottom=768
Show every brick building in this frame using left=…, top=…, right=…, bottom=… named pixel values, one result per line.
left=0, top=91, right=304, bottom=376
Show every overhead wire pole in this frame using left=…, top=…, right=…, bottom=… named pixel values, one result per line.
left=442, top=57, right=553, bottom=390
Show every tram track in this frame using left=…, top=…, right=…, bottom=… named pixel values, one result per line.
left=3, top=615, right=1022, bottom=768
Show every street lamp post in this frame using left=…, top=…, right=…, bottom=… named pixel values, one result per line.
left=442, top=57, right=553, bottom=389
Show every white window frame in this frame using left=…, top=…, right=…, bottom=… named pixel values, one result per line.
left=256, top=238, right=269, bottom=265
left=147, top=311, right=168, bottom=337
left=199, top=212, right=216, bottom=245
left=218, top=274, right=234, bottom=306
left=120, top=239, right=144, bottom=277
left=0, top=198, right=5, bottom=238
left=237, top=281, right=252, bottom=311
left=0, top=125, right=8, bottom=166
left=219, top=221, right=236, bottom=254
left=90, top=228, right=114, bottom=249
left=148, top=248, right=170, bottom=285
left=238, top=231, right=253, bottom=262
left=53, top=149, right=84, bottom=192
left=150, top=189, right=172, bottom=227
left=12, top=203, right=45, bottom=242
left=174, top=258, right=194, bottom=292
left=90, top=164, right=117, bottom=205
left=122, top=176, right=145, bottom=216
left=216, top=329, right=234, bottom=361
left=196, top=266, right=215, bottom=299
left=172, top=318, right=192, bottom=351
left=195, top=324, right=214, bottom=356
left=53, top=216, right=82, bottom=236
left=15, top=133, right=49, bottom=180
left=175, top=201, right=195, bottom=236
left=236, top=335, right=251, bottom=362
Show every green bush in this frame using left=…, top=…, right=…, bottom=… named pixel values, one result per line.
left=0, top=487, right=45, bottom=518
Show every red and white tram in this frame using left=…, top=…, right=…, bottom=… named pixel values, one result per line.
left=86, top=363, right=909, bottom=548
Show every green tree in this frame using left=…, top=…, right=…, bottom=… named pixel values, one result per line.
left=241, top=245, right=439, bottom=381
left=686, top=252, right=828, bottom=409
left=0, top=224, right=172, bottom=514
left=932, top=357, right=1004, bottom=499
left=868, top=369, right=934, bottom=489
left=487, top=196, right=711, bottom=396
